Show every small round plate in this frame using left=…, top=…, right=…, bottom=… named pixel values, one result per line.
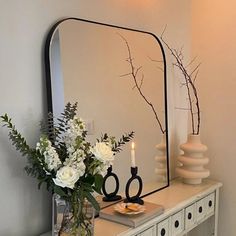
left=114, top=203, right=146, bottom=215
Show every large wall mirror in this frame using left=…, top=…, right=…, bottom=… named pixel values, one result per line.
left=45, top=18, right=169, bottom=207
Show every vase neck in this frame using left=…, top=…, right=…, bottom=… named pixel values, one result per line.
left=187, top=134, right=201, bottom=144
left=161, top=133, right=166, bottom=143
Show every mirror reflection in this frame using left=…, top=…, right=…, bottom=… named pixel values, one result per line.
left=45, top=18, right=169, bottom=207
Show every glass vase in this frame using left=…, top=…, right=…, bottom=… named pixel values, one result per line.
left=53, top=194, right=95, bottom=236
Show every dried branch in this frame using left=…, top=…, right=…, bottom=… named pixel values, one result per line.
left=120, top=72, right=132, bottom=77
left=160, top=29, right=201, bottom=135
left=118, top=33, right=165, bottom=134
left=190, top=63, right=201, bottom=77
left=148, top=56, right=164, bottom=72
left=186, top=56, right=198, bottom=68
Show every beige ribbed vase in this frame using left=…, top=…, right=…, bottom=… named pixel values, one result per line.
left=176, top=134, right=210, bottom=184
left=155, top=134, right=167, bottom=182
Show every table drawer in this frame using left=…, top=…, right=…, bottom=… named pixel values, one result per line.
left=157, top=218, right=170, bottom=236
left=138, top=226, right=156, bottom=236
left=185, top=203, right=196, bottom=230
left=196, top=197, right=206, bottom=222
left=171, top=210, right=184, bottom=236
left=205, top=192, right=215, bottom=215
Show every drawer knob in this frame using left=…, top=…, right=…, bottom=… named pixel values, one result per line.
left=161, top=228, right=166, bottom=236
left=198, top=206, right=203, bottom=213
left=174, top=220, right=179, bottom=228
left=209, top=200, right=213, bottom=207
left=188, top=212, right=192, bottom=220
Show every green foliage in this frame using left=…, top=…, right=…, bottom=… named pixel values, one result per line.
left=54, top=185, right=67, bottom=197
left=40, top=102, right=78, bottom=144
left=1, top=114, right=30, bottom=156
left=101, top=131, right=135, bottom=153
left=93, top=174, right=103, bottom=195
left=84, top=191, right=100, bottom=212
left=0, top=114, right=48, bottom=183
left=40, top=103, right=81, bottom=163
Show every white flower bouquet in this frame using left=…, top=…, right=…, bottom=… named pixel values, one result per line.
left=1, top=102, right=134, bottom=235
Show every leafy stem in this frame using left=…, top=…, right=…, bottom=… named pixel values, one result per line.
left=101, top=131, right=134, bottom=153
left=0, top=114, right=48, bottom=180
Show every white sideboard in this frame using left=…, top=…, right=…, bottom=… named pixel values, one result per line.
left=41, top=178, right=222, bottom=236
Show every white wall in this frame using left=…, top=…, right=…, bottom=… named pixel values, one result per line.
left=0, top=1, right=191, bottom=235
left=191, top=1, right=236, bottom=235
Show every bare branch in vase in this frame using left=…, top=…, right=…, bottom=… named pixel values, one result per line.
left=160, top=28, right=201, bottom=135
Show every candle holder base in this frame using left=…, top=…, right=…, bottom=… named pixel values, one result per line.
left=124, top=196, right=144, bottom=205
left=103, top=195, right=122, bottom=202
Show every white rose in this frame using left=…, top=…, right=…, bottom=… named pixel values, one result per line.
left=53, top=166, right=80, bottom=189
left=91, top=142, right=114, bottom=164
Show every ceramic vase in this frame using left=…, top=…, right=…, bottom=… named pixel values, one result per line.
left=176, top=134, right=210, bottom=184
left=155, top=134, right=167, bottom=182
left=53, top=194, right=95, bottom=236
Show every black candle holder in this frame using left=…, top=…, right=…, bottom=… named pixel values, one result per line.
left=102, top=166, right=122, bottom=202
left=124, top=167, right=144, bottom=205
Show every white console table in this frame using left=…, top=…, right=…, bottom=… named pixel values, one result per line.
left=41, top=178, right=222, bottom=236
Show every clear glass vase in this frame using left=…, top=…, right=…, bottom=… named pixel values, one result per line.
left=53, top=194, right=95, bottom=236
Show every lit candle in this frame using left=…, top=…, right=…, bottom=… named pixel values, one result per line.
left=131, top=142, right=136, bottom=167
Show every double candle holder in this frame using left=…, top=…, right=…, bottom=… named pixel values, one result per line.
left=102, top=166, right=144, bottom=205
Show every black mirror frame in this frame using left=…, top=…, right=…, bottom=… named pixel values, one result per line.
left=44, top=17, right=170, bottom=198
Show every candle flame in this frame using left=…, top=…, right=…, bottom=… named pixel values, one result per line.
left=131, top=142, right=135, bottom=149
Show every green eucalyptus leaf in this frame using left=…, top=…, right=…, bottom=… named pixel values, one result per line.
left=82, top=183, right=94, bottom=192
left=85, top=191, right=100, bottom=212
left=37, top=176, right=48, bottom=189
left=84, top=174, right=95, bottom=185
left=94, top=174, right=103, bottom=194
left=54, top=185, right=67, bottom=197
left=38, top=180, right=44, bottom=189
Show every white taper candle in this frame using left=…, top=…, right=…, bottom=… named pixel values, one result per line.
left=131, top=142, right=136, bottom=167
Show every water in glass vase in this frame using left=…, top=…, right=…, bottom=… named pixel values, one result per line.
left=53, top=194, right=95, bottom=236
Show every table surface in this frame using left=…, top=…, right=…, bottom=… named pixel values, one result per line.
left=41, top=178, right=222, bottom=236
